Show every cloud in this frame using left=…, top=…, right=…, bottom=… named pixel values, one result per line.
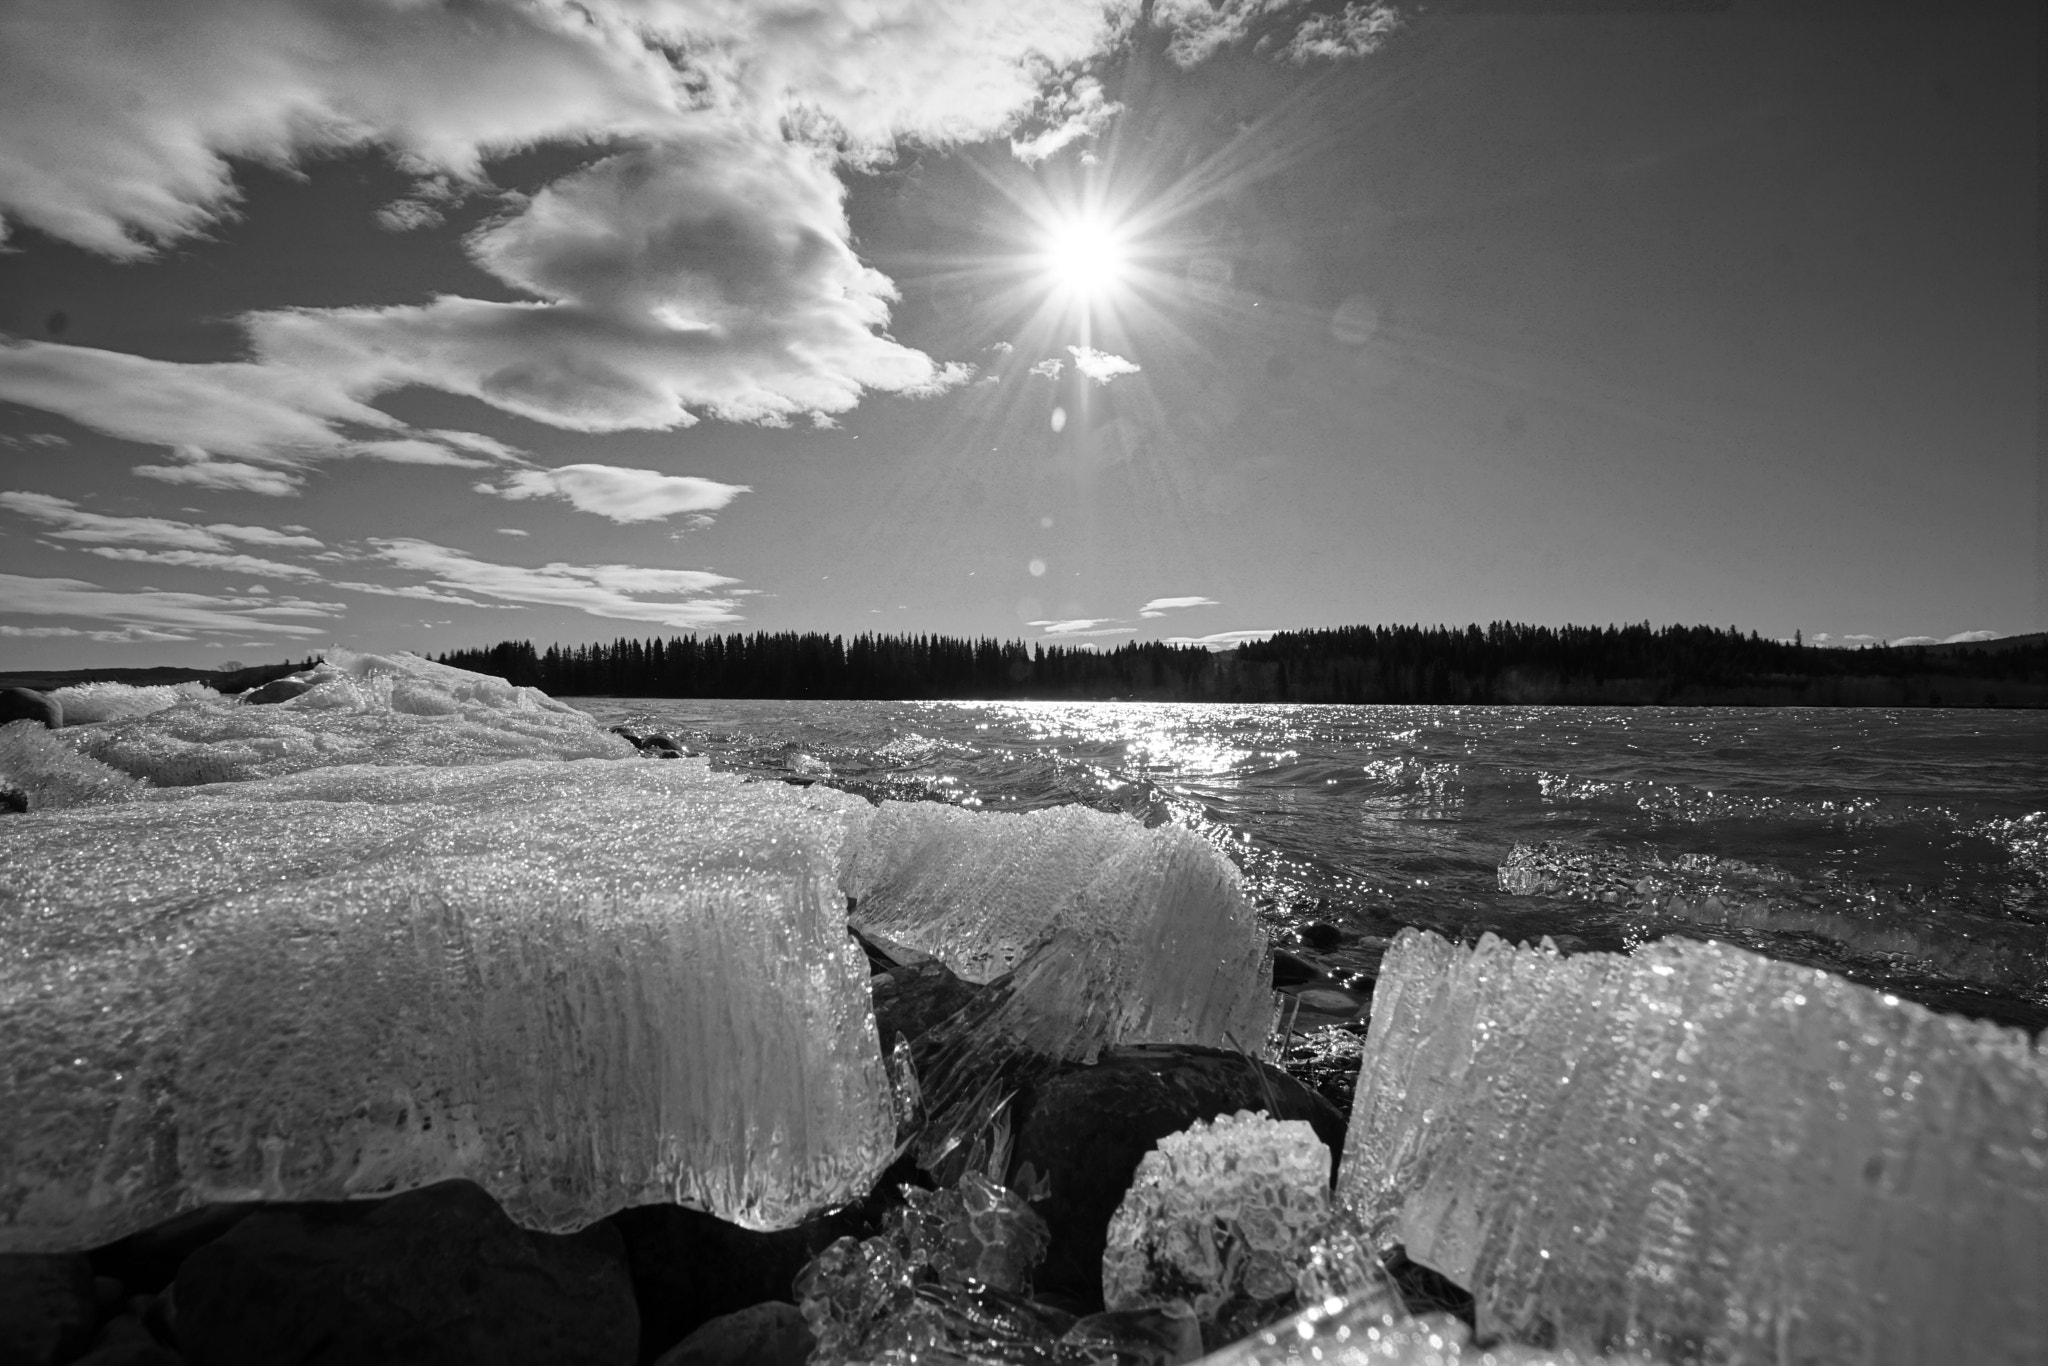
left=1888, top=629, right=2004, bottom=647
left=0, top=573, right=335, bottom=638
left=496, top=527, right=530, bottom=537
left=328, top=579, right=502, bottom=608
left=1067, top=346, right=1140, bottom=385
left=132, top=452, right=307, bottom=496
left=0, top=432, right=69, bottom=449
left=79, top=546, right=323, bottom=579
left=0, top=622, right=191, bottom=644
left=1278, top=3, right=1403, bottom=65
left=1151, top=1, right=1400, bottom=69
left=369, top=538, right=743, bottom=628
left=0, top=491, right=324, bottom=552
left=479, top=463, right=749, bottom=524
left=1029, top=358, right=1065, bottom=381
left=1164, top=629, right=1277, bottom=649
left=1139, top=594, right=1218, bottom=618
left=1030, top=618, right=1136, bottom=638
left=1010, top=76, right=1120, bottom=164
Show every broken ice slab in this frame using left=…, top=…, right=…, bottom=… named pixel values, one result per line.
left=65, top=649, right=632, bottom=785
left=0, top=758, right=892, bottom=1250
left=843, top=800, right=1272, bottom=1049
left=0, top=719, right=147, bottom=811
left=1338, top=930, right=2048, bottom=1365
left=1192, top=1296, right=1661, bottom=1365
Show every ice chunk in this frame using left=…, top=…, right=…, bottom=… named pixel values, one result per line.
left=843, top=801, right=1271, bottom=1050
left=0, top=758, right=891, bottom=1249
left=1104, top=1111, right=1397, bottom=1350
left=1192, top=1295, right=1662, bottom=1365
left=1337, top=930, right=2048, bottom=1364
left=66, top=650, right=631, bottom=784
left=0, top=719, right=147, bottom=810
left=46, top=679, right=219, bottom=724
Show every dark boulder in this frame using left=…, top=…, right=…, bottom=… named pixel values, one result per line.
left=0, top=687, right=60, bottom=728
left=1270, top=949, right=1321, bottom=988
left=172, top=1180, right=636, bottom=1366
left=870, top=959, right=982, bottom=1051
left=91, top=1203, right=260, bottom=1297
left=603, top=1197, right=886, bottom=1366
left=239, top=677, right=315, bottom=706
left=1299, top=922, right=1345, bottom=951
left=1003, top=1044, right=1347, bottom=1308
left=0, top=1252, right=98, bottom=1366
left=650, top=1301, right=812, bottom=1366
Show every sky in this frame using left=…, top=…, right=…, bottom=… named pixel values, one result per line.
left=0, top=0, right=2036, bottom=669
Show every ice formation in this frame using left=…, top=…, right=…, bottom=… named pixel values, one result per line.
left=47, top=679, right=219, bottom=724
left=798, top=1172, right=1201, bottom=1365
left=1338, top=930, right=2048, bottom=1365
left=65, top=649, right=633, bottom=785
left=1104, top=1111, right=1397, bottom=1349
left=0, top=757, right=894, bottom=1249
left=0, top=719, right=146, bottom=811
left=1192, top=1296, right=1661, bottom=1366
left=844, top=800, right=1272, bottom=1048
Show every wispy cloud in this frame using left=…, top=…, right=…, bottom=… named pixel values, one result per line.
left=496, top=527, right=530, bottom=537
left=0, top=490, right=323, bottom=552
left=1030, top=618, right=1136, bottom=638
left=1067, top=345, right=1140, bottom=385
left=369, top=539, right=744, bottom=628
left=479, top=464, right=749, bottom=524
left=1139, top=594, right=1219, bottom=618
left=0, top=573, right=337, bottom=639
left=1164, top=629, right=1277, bottom=649
left=80, top=547, right=322, bottom=579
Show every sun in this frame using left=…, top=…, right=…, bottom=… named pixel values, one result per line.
left=1039, top=211, right=1131, bottom=302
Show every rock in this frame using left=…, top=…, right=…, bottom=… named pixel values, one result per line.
left=0, top=687, right=60, bottom=729
left=0, top=1252, right=97, bottom=1366
left=1299, top=923, right=1344, bottom=951
left=91, top=1203, right=261, bottom=1296
left=603, top=1194, right=892, bottom=1366
left=650, top=1301, right=812, bottom=1366
left=68, top=1344, right=184, bottom=1366
left=239, top=677, right=315, bottom=705
left=870, top=959, right=982, bottom=1050
left=0, top=785, right=26, bottom=814
left=1004, top=1045, right=1347, bottom=1308
left=1270, top=949, right=1321, bottom=988
left=172, top=1180, right=636, bottom=1366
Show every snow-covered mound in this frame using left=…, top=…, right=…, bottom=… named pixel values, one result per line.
left=47, top=678, right=219, bottom=724
left=66, top=649, right=633, bottom=785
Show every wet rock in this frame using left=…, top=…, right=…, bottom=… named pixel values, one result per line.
left=172, top=1180, right=635, bottom=1366
left=1299, top=923, right=1345, bottom=952
left=604, top=1194, right=892, bottom=1366
left=0, top=1252, right=97, bottom=1366
left=239, top=677, right=315, bottom=706
left=0, top=687, right=60, bottom=729
left=71, top=1310, right=184, bottom=1366
left=1004, top=1044, right=1347, bottom=1308
left=651, top=1301, right=812, bottom=1366
left=0, top=785, right=27, bottom=814
left=91, top=1203, right=261, bottom=1296
left=1270, top=950, right=1320, bottom=988
left=870, top=959, right=983, bottom=1050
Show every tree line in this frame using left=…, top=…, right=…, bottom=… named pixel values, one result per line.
left=435, top=623, right=2048, bottom=707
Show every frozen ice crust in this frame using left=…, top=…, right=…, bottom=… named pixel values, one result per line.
left=1338, top=929, right=2048, bottom=1365
left=66, top=649, right=634, bottom=785
left=1, top=758, right=892, bottom=1249
left=843, top=800, right=1272, bottom=1052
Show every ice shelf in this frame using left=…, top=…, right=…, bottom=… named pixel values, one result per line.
left=843, top=800, right=1272, bottom=1051
left=1338, top=930, right=2048, bottom=1365
left=65, top=649, right=633, bottom=785
left=0, top=758, right=893, bottom=1249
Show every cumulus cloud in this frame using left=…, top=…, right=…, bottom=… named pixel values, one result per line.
left=0, top=573, right=335, bottom=638
left=1278, top=3, right=1403, bottom=65
left=1164, top=629, right=1277, bottom=649
left=369, top=538, right=743, bottom=628
left=480, top=463, right=750, bottom=524
left=1139, top=594, right=1218, bottom=618
left=1151, top=0, right=1400, bottom=69
left=1889, top=629, right=2004, bottom=647
left=1029, top=358, right=1065, bottom=381
left=1010, top=76, right=1120, bottom=164
left=1067, top=345, right=1140, bottom=385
